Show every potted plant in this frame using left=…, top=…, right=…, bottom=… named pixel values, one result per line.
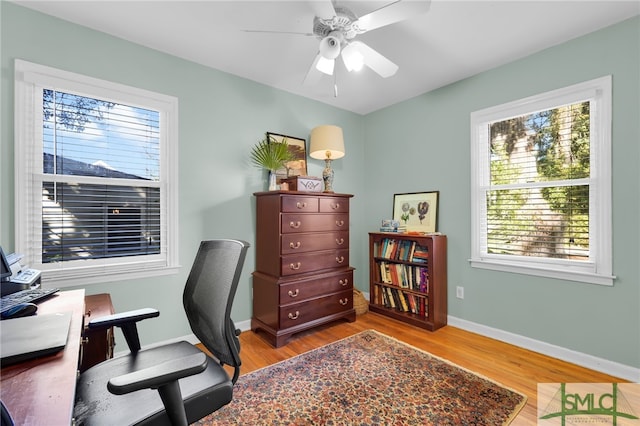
left=250, top=135, right=294, bottom=190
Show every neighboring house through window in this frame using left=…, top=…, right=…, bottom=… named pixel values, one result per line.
left=14, top=60, right=179, bottom=286
left=470, top=76, right=614, bottom=285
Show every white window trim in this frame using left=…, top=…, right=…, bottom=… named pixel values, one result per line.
left=14, top=59, right=180, bottom=287
left=470, top=76, right=614, bottom=286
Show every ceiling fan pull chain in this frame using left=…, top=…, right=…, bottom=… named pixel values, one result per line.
left=334, top=72, right=339, bottom=98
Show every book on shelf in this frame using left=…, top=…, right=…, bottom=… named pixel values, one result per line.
left=376, top=283, right=429, bottom=315
left=379, top=226, right=407, bottom=233
left=376, top=238, right=429, bottom=263
left=412, top=245, right=429, bottom=263
left=386, top=287, right=396, bottom=309
left=377, top=262, right=430, bottom=294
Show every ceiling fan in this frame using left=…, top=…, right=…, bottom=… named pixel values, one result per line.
left=245, top=0, right=431, bottom=92
left=302, top=0, right=431, bottom=85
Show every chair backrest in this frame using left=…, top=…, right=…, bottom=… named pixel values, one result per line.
left=182, top=240, right=249, bottom=375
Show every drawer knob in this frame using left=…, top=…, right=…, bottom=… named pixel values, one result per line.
left=289, top=221, right=301, bottom=229
left=331, top=202, right=340, bottom=210
left=335, top=256, right=345, bottom=264
left=339, top=278, right=349, bottom=286
left=339, top=298, right=349, bottom=306
left=288, top=289, right=299, bottom=297
left=289, top=241, right=301, bottom=249
left=335, top=238, right=344, bottom=245
left=289, top=262, right=301, bottom=270
left=335, top=220, right=344, bottom=227
left=288, top=311, right=300, bottom=320
left=296, top=202, right=307, bottom=209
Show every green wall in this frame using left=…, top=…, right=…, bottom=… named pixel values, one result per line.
left=363, top=17, right=640, bottom=369
left=0, top=2, right=366, bottom=344
left=2, top=3, right=638, bottom=371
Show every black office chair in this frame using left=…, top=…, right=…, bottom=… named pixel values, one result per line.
left=73, top=239, right=249, bottom=426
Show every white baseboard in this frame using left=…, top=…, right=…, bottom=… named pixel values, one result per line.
left=362, top=290, right=638, bottom=381
left=447, top=315, right=640, bottom=382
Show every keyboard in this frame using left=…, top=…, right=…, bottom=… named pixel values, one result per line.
left=0, top=287, right=60, bottom=316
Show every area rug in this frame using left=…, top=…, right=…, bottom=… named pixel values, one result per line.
left=194, top=329, right=526, bottom=425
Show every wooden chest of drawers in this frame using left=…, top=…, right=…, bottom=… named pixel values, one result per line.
left=251, top=191, right=355, bottom=347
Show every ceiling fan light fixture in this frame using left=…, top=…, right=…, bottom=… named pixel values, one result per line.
left=318, top=34, right=341, bottom=60
left=315, top=56, right=335, bottom=75
left=342, top=44, right=364, bottom=72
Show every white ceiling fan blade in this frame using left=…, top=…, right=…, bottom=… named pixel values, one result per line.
left=310, top=0, right=337, bottom=20
left=242, top=29, right=314, bottom=36
left=303, top=53, right=332, bottom=86
left=355, top=0, right=431, bottom=33
left=346, top=41, right=398, bottom=78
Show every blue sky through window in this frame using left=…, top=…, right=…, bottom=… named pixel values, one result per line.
left=43, top=89, right=160, bottom=181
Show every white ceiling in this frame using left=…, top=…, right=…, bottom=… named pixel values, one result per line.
left=12, top=0, right=640, bottom=115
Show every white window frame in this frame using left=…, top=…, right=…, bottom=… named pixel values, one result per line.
left=470, top=76, right=614, bottom=286
left=14, top=59, right=180, bottom=287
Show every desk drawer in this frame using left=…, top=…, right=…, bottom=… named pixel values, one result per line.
left=279, top=289, right=353, bottom=329
left=281, top=213, right=348, bottom=234
left=281, top=249, right=349, bottom=276
left=80, top=293, right=115, bottom=373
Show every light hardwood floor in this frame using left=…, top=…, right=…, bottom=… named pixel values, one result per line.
left=222, top=312, right=627, bottom=425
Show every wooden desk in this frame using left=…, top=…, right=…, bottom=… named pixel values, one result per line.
left=1, top=289, right=85, bottom=425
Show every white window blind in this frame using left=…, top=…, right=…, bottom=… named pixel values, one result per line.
left=15, top=60, right=179, bottom=286
left=42, top=90, right=162, bottom=263
left=470, top=76, right=614, bottom=285
left=486, top=102, right=590, bottom=260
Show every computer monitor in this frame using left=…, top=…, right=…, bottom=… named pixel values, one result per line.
left=0, top=246, right=12, bottom=283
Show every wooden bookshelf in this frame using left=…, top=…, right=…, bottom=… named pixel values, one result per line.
left=368, top=232, right=447, bottom=331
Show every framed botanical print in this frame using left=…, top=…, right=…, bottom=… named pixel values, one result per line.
left=393, top=191, right=439, bottom=233
left=267, top=132, right=307, bottom=183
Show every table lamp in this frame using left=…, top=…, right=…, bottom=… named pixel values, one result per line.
left=309, top=125, right=345, bottom=193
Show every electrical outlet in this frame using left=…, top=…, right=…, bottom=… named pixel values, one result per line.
left=456, top=286, right=464, bottom=299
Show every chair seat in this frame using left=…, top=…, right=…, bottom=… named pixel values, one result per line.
left=74, top=341, right=232, bottom=426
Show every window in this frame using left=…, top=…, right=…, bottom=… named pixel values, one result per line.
left=15, top=60, right=179, bottom=286
left=470, top=76, right=614, bottom=285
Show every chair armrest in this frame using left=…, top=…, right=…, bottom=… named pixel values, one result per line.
left=107, top=352, right=208, bottom=395
left=87, top=308, right=159, bottom=330
left=88, top=308, right=159, bottom=353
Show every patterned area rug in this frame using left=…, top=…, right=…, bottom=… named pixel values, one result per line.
left=195, top=330, right=526, bottom=425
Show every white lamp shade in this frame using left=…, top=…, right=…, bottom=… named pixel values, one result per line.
left=309, top=125, right=345, bottom=160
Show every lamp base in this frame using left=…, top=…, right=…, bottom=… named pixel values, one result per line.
left=322, top=158, right=335, bottom=193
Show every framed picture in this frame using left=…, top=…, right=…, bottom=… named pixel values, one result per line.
left=267, top=132, right=307, bottom=183
left=393, top=191, right=439, bottom=233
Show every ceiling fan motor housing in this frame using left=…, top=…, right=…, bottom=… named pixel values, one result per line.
left=313, top=6, right=360, bottom=41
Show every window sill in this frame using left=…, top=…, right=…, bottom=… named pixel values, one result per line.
left=39, top=264, right=181, bottom=288
left=469, top=258, right=615, bottom=286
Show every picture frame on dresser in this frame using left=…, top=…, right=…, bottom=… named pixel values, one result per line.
left=393, top=191, right=439, bottom=233
left=267, top=132, right=307, bottom=183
